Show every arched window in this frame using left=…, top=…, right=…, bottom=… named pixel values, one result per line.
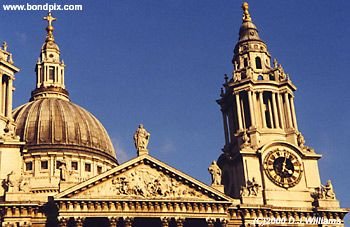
left=258, top=75, right=263, bottom=80
left=255, top=56, right=262, bottom=69
left=269, top=74, right=275, bottom=81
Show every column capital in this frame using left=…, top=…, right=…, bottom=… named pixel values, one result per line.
left=58, top=217, right=67, bottom=227
left=160, top=217, right=170, bottom=227
left=220, top=218, right=228, bottom=227
left=75, top=217, right=85, bottom=227
left=175, top=217, right=185, bottom=227
left=123, top=217, right=134, bottom=227
left=108, top=217, right=118, bottom=227
left=206, top=218, right=215, bottom=227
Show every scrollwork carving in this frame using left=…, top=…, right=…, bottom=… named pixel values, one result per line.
left=297, top=132, right=315, bottom=153
left=78, top=165, right=204, bottom=200
left=240, top=177, right=260, bottom=197
left=312, top=180, right=336, bottom=200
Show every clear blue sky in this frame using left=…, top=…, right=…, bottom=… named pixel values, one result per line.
left=1, top=0, right=349, bottom=219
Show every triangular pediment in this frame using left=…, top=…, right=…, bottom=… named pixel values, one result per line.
left=54, top=155, right=232, bottom=202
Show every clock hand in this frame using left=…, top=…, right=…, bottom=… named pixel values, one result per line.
left=282, top=157, right=287, bottom=172
left=282, top=157, right=293, bottom=175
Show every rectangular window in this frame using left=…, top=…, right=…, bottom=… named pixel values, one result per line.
left=85, top=163, right=91, bottom=172
left=97, top=166, right=102, bottom=174
left=49, top=66, right=55, bottom=80
left=25, top=162, right=33, bottom=171
left=41, top=160, right=48, bottom=170
left=71, top=161, right=78, bottom=171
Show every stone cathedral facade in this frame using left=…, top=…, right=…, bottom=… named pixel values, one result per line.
left=0, top=3, right=348, bottom=227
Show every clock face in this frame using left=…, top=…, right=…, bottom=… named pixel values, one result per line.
left=263, top=149, right=302, bottom=188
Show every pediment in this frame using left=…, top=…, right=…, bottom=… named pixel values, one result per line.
left=54, top=155, right=232, bottom=202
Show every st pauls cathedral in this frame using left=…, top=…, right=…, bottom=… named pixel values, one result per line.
left=0, top=3, right=348, bottom=227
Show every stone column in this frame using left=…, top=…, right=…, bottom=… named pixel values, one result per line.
left=0, top=72, right=3, bottom=115
left=124, top=217, right=133, bottom=227
left=248, top=91, right=256, bottom=127
left=55, top=66, right=59, bottom=83
left=259, top=92, right=266, bottom=128
left=290, top=96, right=298, bottom=130
left=36, top=65, right=41, bottom=88
left=161, top=217, right=170, bottom=227
left=175, top=218, right=185, bottom=227
left=44, top=66, right=47, bottom=85
left=1, top=75, right=5, bottom=115
left=277, top=93, right=285, bottom=129
left=267, top=98, right=274, bottom=128
left=235, top=93, right=243, bottom=130
left=284, top=93, right=293, bottom=128
left=271, top=92, right=280, bottom=128
left=62, top=65, right=65, bottom=86
left=222, top=112, right=229, bottom=144
left=6, top=77, right=11, bottom=118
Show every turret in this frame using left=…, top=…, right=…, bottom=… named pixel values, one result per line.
left=31, top=12, right=68, bottom=101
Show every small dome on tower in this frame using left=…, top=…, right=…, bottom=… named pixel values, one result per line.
left=237, top=2, right=264, bottom=44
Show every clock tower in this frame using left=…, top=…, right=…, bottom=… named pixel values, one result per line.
left=217, top=2, right=341, bottom=210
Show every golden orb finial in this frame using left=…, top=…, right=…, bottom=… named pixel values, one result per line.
left=43, top=12, right=56, bottom=42
left=242, top=2, right=252, bottom=22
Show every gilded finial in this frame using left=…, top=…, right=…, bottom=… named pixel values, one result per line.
left=242, top=2, right=252, bottom=22
left=43, top=12, right=56, bottom=42
left=2, top=41, right=8, bottom=51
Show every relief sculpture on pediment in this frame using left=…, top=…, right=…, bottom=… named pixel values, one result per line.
left=110, top=168, right=200, bottom=199
left=76, top=165, right=208, bottom=200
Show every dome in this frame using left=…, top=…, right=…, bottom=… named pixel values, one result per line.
left=237, top=2, right=264, bottom=44
left=13, top=98, right=117, bottom=162
left=238, top=21, right=262, bottom=43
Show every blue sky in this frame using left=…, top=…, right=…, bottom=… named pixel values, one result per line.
left=1, top=0, right=349, bottom=219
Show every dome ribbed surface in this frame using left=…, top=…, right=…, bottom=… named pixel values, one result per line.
left=13, top=98, right=116, bottom=160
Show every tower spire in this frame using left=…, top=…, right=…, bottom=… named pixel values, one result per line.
left=216, top=3, right=326, bottom=209
left=31, top=12, right=69, bottom=101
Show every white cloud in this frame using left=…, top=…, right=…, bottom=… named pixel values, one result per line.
left=159, top=138, right=176, bottom=154
left=111, top=137, right=131, bottom=164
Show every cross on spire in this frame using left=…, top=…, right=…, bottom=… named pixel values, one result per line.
left=43, top=12, right=56, bottom=27
left=43, top=12, right=56, bottom=42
